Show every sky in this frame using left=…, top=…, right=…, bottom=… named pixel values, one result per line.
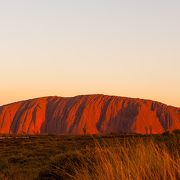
left=0, top=0, right=180, bottom=107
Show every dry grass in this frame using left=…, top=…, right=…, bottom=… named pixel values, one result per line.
left=59, top=139, right=180, bottom=180
left=0, top=133, right=179, bottom=179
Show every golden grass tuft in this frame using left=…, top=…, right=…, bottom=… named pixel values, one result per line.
left=63, top=139, right=180, bottom=180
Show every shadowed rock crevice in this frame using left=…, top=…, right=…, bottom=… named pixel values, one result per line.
left=156, top=107, right=172, bottom=131
left=41, top=97, right=63, bottom=133
left=10, top=101, right=30, bottom=134
left=69, top=99, right=87, bottom=133
left=96, top=98, right=112, bottom=133
left=107, top=102, right=140, bottom=133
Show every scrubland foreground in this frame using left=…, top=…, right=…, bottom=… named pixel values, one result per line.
left=0, top=131, right=180, bottom=180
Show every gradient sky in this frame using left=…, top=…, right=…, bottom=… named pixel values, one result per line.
left=0, top=0, right=180, bottom=107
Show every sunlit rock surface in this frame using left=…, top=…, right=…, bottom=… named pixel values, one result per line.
left=0, top=95, right=179, bottom=134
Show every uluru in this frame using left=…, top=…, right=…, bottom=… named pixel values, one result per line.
left=0, top=95, right=180, bottom=135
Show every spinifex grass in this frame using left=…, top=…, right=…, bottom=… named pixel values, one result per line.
left=0, top=133, right=179, bottom=179
left=71, top=139, right=180, bottom=180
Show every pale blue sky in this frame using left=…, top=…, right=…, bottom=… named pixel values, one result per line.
left=0, top=0, right=180, bottom=106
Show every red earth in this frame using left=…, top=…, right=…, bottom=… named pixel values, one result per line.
left=0, top=95, right=179, bottom=134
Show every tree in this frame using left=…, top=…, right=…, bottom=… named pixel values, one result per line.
left=149, top=126, right=152, bottom=135
left=83, top=126, right=87, bottom=135
left=145, top=126, right=148, bottom=134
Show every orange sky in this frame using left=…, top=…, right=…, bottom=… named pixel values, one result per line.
left=0, top=0, right=180, bottom=107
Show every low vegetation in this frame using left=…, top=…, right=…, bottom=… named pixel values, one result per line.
left=0, top=131, right=179, bottom=180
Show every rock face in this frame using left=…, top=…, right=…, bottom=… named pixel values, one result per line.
left=0, top=95, right=179, bottom=135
